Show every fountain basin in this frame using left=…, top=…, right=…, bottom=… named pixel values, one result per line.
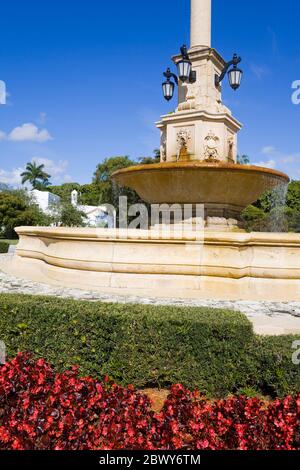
left=1, top=226, right=299, bottom=302
left=113, top=162, right=289, bottom=218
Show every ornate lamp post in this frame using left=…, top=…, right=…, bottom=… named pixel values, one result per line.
left=162, top=45, right=197, bottom=101
left=162, top=0, right=243, bottom=101
left=157, top=0, right=244, bottom=166
left=163, top=49, right=243, bottom=101
left=215, top=54, right=243, bottom=91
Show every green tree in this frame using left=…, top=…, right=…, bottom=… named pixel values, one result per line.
left=93, top=156, right=136, bottom=184
left=0, top=183, right=10, bottom=191
left=241, top=205, right=266, bottom=232
left=21, top=162, right=51, bottom=189
left=243, top=182, right=297, bottom=232
left=34, top=180, right=52, bottom=191
left=237, top=154, right=250, bottom=165
left=139, top=149, right=161, bottom=165
left=286, top=181, right=300, bottom=211
left=93, top=156, right=140, bottom=210
left=51, top=201, right=87, bottom=227
left=50, top=183, right=81, bottom=202
left=289, top=210, right=300, bottom=232
left=50, top=182, right=105, bottom=207
left=80, top=183, right=104, bottom=206
left=0, top=190, right=52, bottom=238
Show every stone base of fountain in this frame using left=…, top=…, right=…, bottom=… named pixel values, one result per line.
left=1, top=226, right=299, bottom=302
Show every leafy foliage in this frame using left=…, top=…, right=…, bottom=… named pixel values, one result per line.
left=49, top=152, right=160, bottom=210
left=0, top=294, right=299, bottom=398
left=0, top=190, right=52, bottom=238
left=93, top=156, right=140, bottom=210
left=1, top=354, right=300, bottom=450
left=0, top=242, right=9, bottom=253
left=241, top=205, right=266, bottom=232
left=237, top=154, right=250, bottom=165
left=49, top=183, right=81, bottom=203
left=286, top=181, right=300, bottom=211
left=93, top=156, right=135, bottom=184
left=242, top=181, right=300, bottom=232
left=21, top=162, right=51, bottom=189
left=51, top=201, right=87, bottom=227
left=289, top=210, right=300, bottom=232
left=139, top=149, right=161, bottom=165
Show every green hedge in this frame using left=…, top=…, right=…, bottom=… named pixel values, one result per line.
left=0, top=242, right=9, bottom=253
left=0, top=294, right=299, bottom=397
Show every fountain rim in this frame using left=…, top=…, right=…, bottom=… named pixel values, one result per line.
left=112, top=162, right=290, bottom=182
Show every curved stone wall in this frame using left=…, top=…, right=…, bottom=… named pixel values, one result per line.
left=3, top=226, right=300, bottom=301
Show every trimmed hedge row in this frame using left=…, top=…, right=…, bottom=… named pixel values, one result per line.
left=0, top=294, right=299, bottom=397
left=0, top=242, right=9, bottom=254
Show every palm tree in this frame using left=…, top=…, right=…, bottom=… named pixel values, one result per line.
left=21, top=162, right=51, bottom=189
left=237, top=154, right=250, bottom=165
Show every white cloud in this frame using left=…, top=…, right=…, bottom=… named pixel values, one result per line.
left=0, top=123, right=52, bottom=142
left=8, top=123, right=52, bottom=142
left=0, top=158, right=70, bottom=187
left=32, top=157, right=68, bottom=180
left=260, top=146, right=300, bottom=166
left=262, top=146, right=276, bottom=155
left=63, top=174, right=73, bottom=183
left=253, top=159, right=277, bottom=169
left=0, top=167, right=24, bottom=185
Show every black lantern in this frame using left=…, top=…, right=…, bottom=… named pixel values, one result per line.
left=215, top=54, right=243, bottom=91
left=162, top=78, right=175, bottom=101
left=162, top=68, right=178, bottom=102
left=228, top=65, right=243, bottom=91
left=177, top=45, right=192, bottom=82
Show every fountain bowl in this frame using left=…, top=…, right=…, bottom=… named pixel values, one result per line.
left=112, top=162, right=289, bottom=218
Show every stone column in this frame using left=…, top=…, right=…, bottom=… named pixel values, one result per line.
left=190, top=0, right=211, bottom=50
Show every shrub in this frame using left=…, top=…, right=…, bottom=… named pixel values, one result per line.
left=51, top=201, right=87, bottom=227
left=0, top=189, right=52, bottom=238
left=0, top=294, right=299, bottom=397
left=1, top=354, right=300, bottom=450
left=289, top=210, right=300, bottom=232
left=241, top=205, right=266, bottom=232
left=0, top=242, right=9, bottom=253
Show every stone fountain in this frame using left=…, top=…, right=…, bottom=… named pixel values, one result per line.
left=1, top=0, right=300, bottom=302
left=113, top=0, right=289, bottom=230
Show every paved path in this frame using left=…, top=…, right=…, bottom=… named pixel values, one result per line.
left=0, top=254, right=299, bottom=335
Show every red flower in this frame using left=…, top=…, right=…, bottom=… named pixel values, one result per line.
left=0, top=353, right=300, bottom=450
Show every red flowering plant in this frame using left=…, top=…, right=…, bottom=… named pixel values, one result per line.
left=0, top=353, right=154, bottom=450
left=0, top=353, right=300, bottom=450
left=155, top=385, right=300, bottom=450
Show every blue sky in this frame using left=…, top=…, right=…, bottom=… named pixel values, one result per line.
left=0, top=0, right=299, bottom=186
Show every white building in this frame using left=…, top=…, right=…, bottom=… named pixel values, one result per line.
left=70, top=190, right=116, bottom=228
left=31, top=189, right=60, bottom=215
left=31, top=189, right=116, bottom=228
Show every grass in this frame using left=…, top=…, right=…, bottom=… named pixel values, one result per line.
left=0, top=239, right=18, bottom=245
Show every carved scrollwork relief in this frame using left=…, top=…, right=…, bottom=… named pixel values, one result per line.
left=204, top=130, right=220, bottom=162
